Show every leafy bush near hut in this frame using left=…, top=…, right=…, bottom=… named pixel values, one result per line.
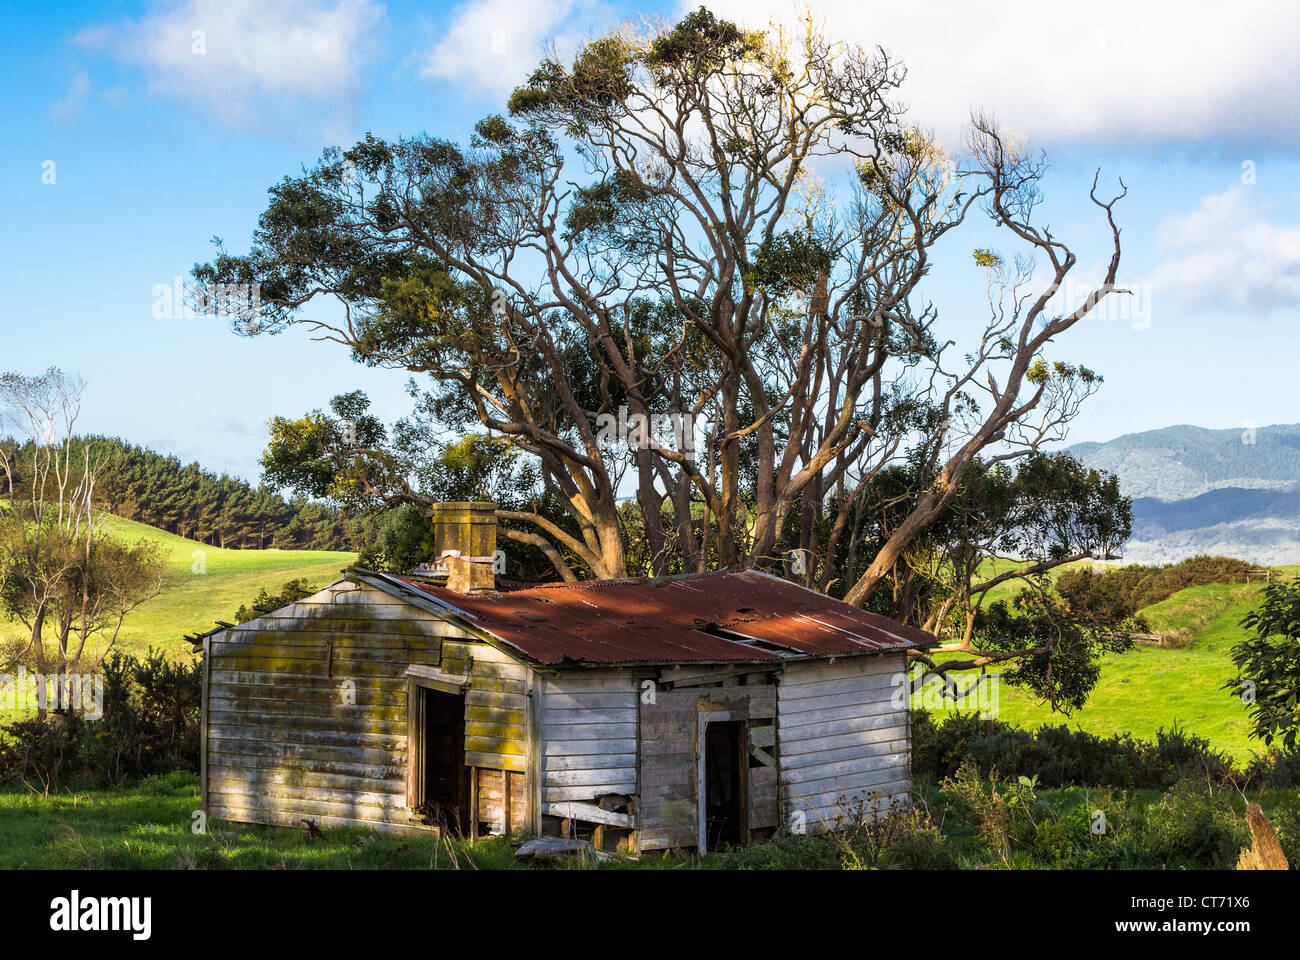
left=232, top=577, right=319, bottom=624
left=0, top=650, right=201, bottom=791
left=912, top=709, right=1242, bottom=789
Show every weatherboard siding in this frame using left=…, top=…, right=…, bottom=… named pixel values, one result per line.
left=205, top=580, right=529, bottom=834
left=537, top=671, right=640, bottom=807
left=776, top=653, right=911, bottom=829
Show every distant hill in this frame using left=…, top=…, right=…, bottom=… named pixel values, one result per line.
left=1066, top=424, right=1300, bottom=564
left=1066, top=423, right=1300, bottom=501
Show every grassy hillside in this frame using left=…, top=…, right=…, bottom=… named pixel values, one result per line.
left=926, top=565, right=1300, bottom=761
left=0, top=514, right=355, bottom=661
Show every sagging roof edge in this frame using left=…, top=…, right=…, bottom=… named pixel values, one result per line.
left=349, top=567, right=932, bottom=670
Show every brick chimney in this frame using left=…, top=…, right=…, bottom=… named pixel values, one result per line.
left=427, top=501, right=497, bottom=593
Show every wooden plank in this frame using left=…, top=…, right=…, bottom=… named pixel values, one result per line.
left=465, top=682, right=524, bottom=706
left=541, top=753, right=637, bottom=772
left=466, top=704, right=528, bottom=727
left=542, top=783, right=637, bottom=803
left=209, top=655, right=414, bottom=678
left=539, top=707, right=638, bottom=725
left=207, top=769, right=404, bottom=802
left=207, top=803, right=422, bottom=836
left=213, top=631, right=443, bottom=651
left=542, top=738, right=637, bottom=756
left=777, top=716, right=909, bottom=755
left=207, top=788, right=405, bottom=823
left=777, top=686, right=899, bottom=713
left=781, top=757, right=909, bottom=795
left=207, top=722, right=404, bottom=752
left=207, top=709, right=405, bottom=736
left=780, top=750, right=908, bottom=786
left=539, top=721, right=637, bottom=741
left=542, top=768, right=636, bottom=788
left=208, top=696, right=404, bottom=722
left=781, top=731, right=908, bottom=769
left=779, top=712, right=906, bottom=742
left=237, top=616, right=458, bottom=637
left=539, top=691, right=638, bottom=710
left=465, top=751, right=526, bottom=773
left=781, top=701, right=904, bottom=731
left=211, top=644, right=424, bottom=666
left=208, top=754, right=404, bottom=784
left=544, top=802, right=633, bottom=828
left=538, top=674, right=637, bottom=694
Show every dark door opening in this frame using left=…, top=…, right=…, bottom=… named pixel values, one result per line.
left=703, top=720, right=745, bottom=849
left=417, top=687, right=470, bottom=834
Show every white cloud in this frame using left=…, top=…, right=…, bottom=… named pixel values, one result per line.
left=689, top=0, right=1300, bottom=148
left=74, top=0, right=383, bottom=135
left=51, top=69, right=92, bottom=121
left=421, top=0, right=610, bottom=97
left=1144, top=187, right=1300, bottom=313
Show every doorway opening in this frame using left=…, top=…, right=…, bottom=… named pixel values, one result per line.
left=702, top=719, right=744, bottom=851
left=414, top=687, right=470, bottom=834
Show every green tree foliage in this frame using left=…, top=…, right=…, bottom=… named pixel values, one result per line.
left=1226, top=576, right=1300, bottom=749
left=0, top=434, right=373, bottom=551
left=194, top=7, right=1128, bottom=596
left=232, top=578, right=320, bottom=624
left=1, top=370, right=169, bottom=674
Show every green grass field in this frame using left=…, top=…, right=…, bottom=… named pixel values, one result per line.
left=2, top=771, right=1291, bottom=870
left=0, top=514, right=355, bottom=662
left=923, top=567, right=1300, bottom=761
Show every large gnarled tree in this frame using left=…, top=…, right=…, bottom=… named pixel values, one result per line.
left=196, top=9, right=1131, bottom=698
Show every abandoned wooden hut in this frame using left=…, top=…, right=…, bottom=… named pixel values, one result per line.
left=200, top=502, right=937, bottom=852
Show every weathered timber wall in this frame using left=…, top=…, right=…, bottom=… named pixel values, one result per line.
left=537, top=671, right=639, bottom=814
left=776, top=652, right=910, bottom=830
left=637, top=679, right=779, bottom=851
left=205, top=579, right=531, bottom=834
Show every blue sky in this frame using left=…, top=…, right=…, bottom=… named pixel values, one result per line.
left=3, top=0, right=1299, bottom=482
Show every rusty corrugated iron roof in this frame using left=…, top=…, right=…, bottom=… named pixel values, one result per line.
left=377, top=569, right=936, bottom=666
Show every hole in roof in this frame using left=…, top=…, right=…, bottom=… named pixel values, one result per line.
left=736, top=607, right=756, bottom=614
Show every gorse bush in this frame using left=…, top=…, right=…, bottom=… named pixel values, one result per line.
left=0, top=650, right=201, bottom=791
left=1055, top=555, right=1256, bottom=614
left=913, top=710, right=1239, bottom=789
left=232, top=578, right=319, bottom=624
left=1244, top=743, right=1300, bottom=788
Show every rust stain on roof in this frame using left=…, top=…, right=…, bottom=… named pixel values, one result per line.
left=383, top=569, right=937, bottom=666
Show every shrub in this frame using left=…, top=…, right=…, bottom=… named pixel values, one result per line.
left=831, top=796, right=956, bottom=870
left=913, top=710, right=1236, bottom=790
left=1139, top=778, right=1246, bottom=869
left=1245, top=744, right=1300, bottom=788
left=233, top=579, right=318, bottom=624
left=1057, top=555, right=1256, bottom=614
left=939, top=761, right=1044, bottom=864
left=0, top=650, right=201, bottom=789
